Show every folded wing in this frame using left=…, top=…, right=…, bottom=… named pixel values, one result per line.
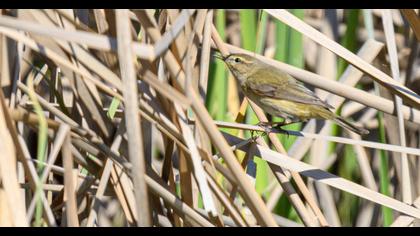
left=246, top=67, right=334, bottom=110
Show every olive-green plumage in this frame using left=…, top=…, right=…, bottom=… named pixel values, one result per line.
left=221, top=53, right=369, bottom=135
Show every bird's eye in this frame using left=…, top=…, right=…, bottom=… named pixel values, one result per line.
left=234, top=57, right=241, bottom=63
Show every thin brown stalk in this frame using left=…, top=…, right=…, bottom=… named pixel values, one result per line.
left=205, top=169, right=247, bottom=226
left=198, top=9, right=213, bottom=102
left=116, top=9, right=151, bottom=226
left=62, top=126, right=79, bottom=227
left=0, top=15, right=154, bottom=58
left=174, top=103, right=219, bottom=222
left=400, top=9, right=420, bottom=41
left=145, top=175, right=214, bottom=227
left=0, top=93, right=28, bottom=226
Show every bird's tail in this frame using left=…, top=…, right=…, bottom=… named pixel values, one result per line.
left=333, top=116, right=369, bottom=135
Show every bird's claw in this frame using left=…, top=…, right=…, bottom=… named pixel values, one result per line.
left=250, top=130, right=263, bottom=142
left=252, top=122, right=291, bottom=141
left=256, top=121, right=272, bottom=127
left=256, top=122, right=275, bottom=132
left=257, top=122, right=289, bottom=135
left=250, top=123, right=271, bottom=142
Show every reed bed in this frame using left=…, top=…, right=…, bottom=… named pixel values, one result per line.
left=0, top=9, right=419, bottom=227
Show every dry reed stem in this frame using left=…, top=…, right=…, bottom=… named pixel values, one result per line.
left=62, top=125, right=79, bottom=226
left=116, top=9, right=151, bottom=226
left=400, top=9, right=420, bottom=42
left=382, top=9, right=413, bottom=204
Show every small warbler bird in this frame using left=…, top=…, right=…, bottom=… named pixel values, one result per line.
left=216, top=53, right=369, bottom=135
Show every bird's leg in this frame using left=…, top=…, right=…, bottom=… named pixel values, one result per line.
left=250, top=129, right=256, bottom=141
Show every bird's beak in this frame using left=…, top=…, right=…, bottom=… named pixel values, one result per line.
left=211, top=52, right=227, bottom=61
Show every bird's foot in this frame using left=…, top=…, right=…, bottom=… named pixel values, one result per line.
left=256, top=122, right=278, bottom=133
left=250, top=129, right=266, bottom=143
left=254, top=121, right=292, bottom=138
left=249, top=122, right=276, bottom=142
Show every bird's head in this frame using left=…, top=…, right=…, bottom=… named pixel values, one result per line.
left=220, top=53, right=259, bottom=83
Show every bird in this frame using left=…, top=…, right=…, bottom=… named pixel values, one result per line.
left=216, top=53, right=369, bottom=136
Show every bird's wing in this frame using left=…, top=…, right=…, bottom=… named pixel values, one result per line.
left=247, top=68, right=334, bottom=109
